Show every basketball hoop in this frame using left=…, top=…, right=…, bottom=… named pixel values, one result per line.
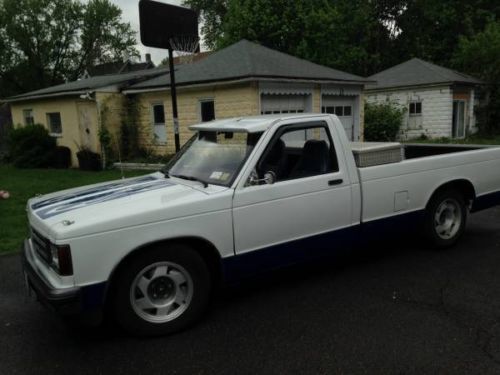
left=169, top=35, right=200, bottom=64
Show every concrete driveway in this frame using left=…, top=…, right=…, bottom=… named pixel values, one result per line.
left=1, top=207, right=500, bottom=374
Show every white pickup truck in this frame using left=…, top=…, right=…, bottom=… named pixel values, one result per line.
left=22, top=114, right=500, bottom=336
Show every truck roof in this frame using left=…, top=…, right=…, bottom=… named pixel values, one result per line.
left=189, top=113, right=330, bottom=133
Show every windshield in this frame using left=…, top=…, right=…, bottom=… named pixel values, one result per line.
left=164, top=131, right=263, bottom=187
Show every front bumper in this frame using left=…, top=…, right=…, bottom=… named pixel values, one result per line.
left=21, top=239, right=82, bottom=314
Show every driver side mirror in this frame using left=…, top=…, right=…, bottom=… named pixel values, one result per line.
left=248, top=171, right=276, bottom=186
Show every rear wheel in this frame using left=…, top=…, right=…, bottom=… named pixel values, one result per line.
left=112, top=244, right=211, bottom=336
left=424, top=190, right=467, bottom=248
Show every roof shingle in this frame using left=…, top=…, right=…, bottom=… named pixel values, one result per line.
left=127, top=39, right=369, bottom=91
left=6, top=67, right=168, bottom=102
left=367, top=58, right=483, bottom=90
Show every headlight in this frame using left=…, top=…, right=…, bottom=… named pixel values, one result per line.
left=49, top=243, right=73, bottom=276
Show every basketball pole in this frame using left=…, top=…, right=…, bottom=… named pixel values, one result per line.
left=168, top=47, right=181, bottom=153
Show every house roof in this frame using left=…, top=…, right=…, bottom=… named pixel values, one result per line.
left=5, top=67, right=168, bottom=103
left=367, top=58, right=484, bottom=90
left=85, top=60, right=154, bottom=77
left=126, top=39, right=369, bottom=92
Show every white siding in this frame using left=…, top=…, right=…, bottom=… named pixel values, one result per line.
left=365, top=86, right=453, bottom=140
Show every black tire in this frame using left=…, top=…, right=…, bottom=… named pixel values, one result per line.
left=111, top=243, right=211, bottom=336
left=423, top=189, right=467, bottom=249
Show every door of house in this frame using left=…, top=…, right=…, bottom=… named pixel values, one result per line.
left=321, top=96, right=355, bottom=140
left=77, top=102, right=96, bottom=150
left=452, top=100, right=466, bottom=138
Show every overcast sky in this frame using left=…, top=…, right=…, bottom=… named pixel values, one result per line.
left=112, top=0, right=185, bottom=64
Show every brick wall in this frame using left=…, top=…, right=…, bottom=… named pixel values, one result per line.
left=365, top=86, right=453, bottom=140
left=134, top=82, right=260, bottom=155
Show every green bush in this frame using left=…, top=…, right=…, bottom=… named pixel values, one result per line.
left=364, top=102, right=406, bottom=142
left=7, top=124, right=57, bottom=168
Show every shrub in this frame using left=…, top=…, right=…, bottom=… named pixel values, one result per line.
left=364, top=102, right=406, bottom=142
left=7, top=124, right=56, bottom=168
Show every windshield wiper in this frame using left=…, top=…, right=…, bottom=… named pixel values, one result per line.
left=170, top=174, right=209, bottom=188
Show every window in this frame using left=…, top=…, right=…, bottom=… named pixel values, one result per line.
left=46, top=113, right=62, bottom=135
left=200, top=100, right=215, bottom=122
left=256, top=123, right=338, bottom=183
left=23, top=109, right=34, bottom=125
left=260, top=94, right=309, bottom=114
left=165, top=131, right=262, bottom=187
left=409, top=101, right=422, bottom=116
left=321, top=105, right=352, bottom=117
left=152, top=103, right=165, bottom=125
left=151, top=103, right=166, bottom=144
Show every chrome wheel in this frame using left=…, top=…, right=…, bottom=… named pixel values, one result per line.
left=434, top=198, right=462, bottom=240
left=130, top=262, right=193, bottom=324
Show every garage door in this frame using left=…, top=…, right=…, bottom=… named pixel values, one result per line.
left=261, top=94, right=311, bottom=114
left=322, top=96, right=355, bottom=140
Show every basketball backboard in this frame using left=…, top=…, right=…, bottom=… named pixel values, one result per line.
left=139, top=0, right=199, bottom=51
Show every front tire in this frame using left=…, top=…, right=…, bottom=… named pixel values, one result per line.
left=112, top=244, right=211, bottom=336
left=424, top=190, right=467, bottom=249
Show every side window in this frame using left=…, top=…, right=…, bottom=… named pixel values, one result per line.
left=152, top=103, right=165, bottom=125
left=23, top=109, right=34, bottom=125
left=257, top=123, right=339, bottom=182
left=200, top=99, right=215, bottom=122
left=46, top=112, right=62, bottom=135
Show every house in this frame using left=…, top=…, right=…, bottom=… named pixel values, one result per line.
left=365, top=58, right=484, bottom=140
left=123, top=39, right=369, bottom=154
left=6, top=40, right=369, bottom=165
left=6, top=66, right=167, bottom=166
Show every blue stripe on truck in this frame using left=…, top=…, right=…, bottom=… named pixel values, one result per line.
left=222, top=209, right=425, bottom=283
left=471, top=190, right=500, bottom=213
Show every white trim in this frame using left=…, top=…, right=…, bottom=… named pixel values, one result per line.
left=123, top=77, right=367, bottom=95
left=259, top=81, right=313, bottom=95
left=6, top=91, right=88, bottom=103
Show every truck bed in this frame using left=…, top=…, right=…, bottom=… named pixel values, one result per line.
left=357, top=144, right=500, bottom=228
left=351, top=142, right=492, bottom=168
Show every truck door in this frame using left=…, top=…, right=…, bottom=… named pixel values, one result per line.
left=230, top=119, right=354, bottom=275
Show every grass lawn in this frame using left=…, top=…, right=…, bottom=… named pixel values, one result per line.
left=0, top=165, right=150, bottom=254
left=405, top=134, right=500, bottom=145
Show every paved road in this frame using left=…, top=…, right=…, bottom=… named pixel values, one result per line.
left=1, top=207, right=500, bottom=374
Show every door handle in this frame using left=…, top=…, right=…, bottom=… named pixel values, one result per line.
left=328, top=179, right=343, bottom=186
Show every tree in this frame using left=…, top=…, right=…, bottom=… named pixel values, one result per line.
left=183, top=0, right=228, bottom=50
left=205, top=0, right=396, bottom=76
left=453, top=21, right=500, bottom=134
left=392, top=0, right=500, bottom=66
left=364, top=102, right=405, bottom=142
left=0, top=0, right=138, bottom=98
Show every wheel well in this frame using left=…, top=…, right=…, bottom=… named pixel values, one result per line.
left=105, top=237, right=223, bottom=303
left=428, top=179, right=476, bottom=208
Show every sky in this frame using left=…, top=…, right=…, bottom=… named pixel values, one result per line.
left=112, top=0, right=185, bottom=64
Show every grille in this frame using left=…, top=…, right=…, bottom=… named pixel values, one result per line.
left=31, top=228, right=52, bottom=265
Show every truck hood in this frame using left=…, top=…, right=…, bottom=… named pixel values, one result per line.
left=28, top=172, right=229, bottom=241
